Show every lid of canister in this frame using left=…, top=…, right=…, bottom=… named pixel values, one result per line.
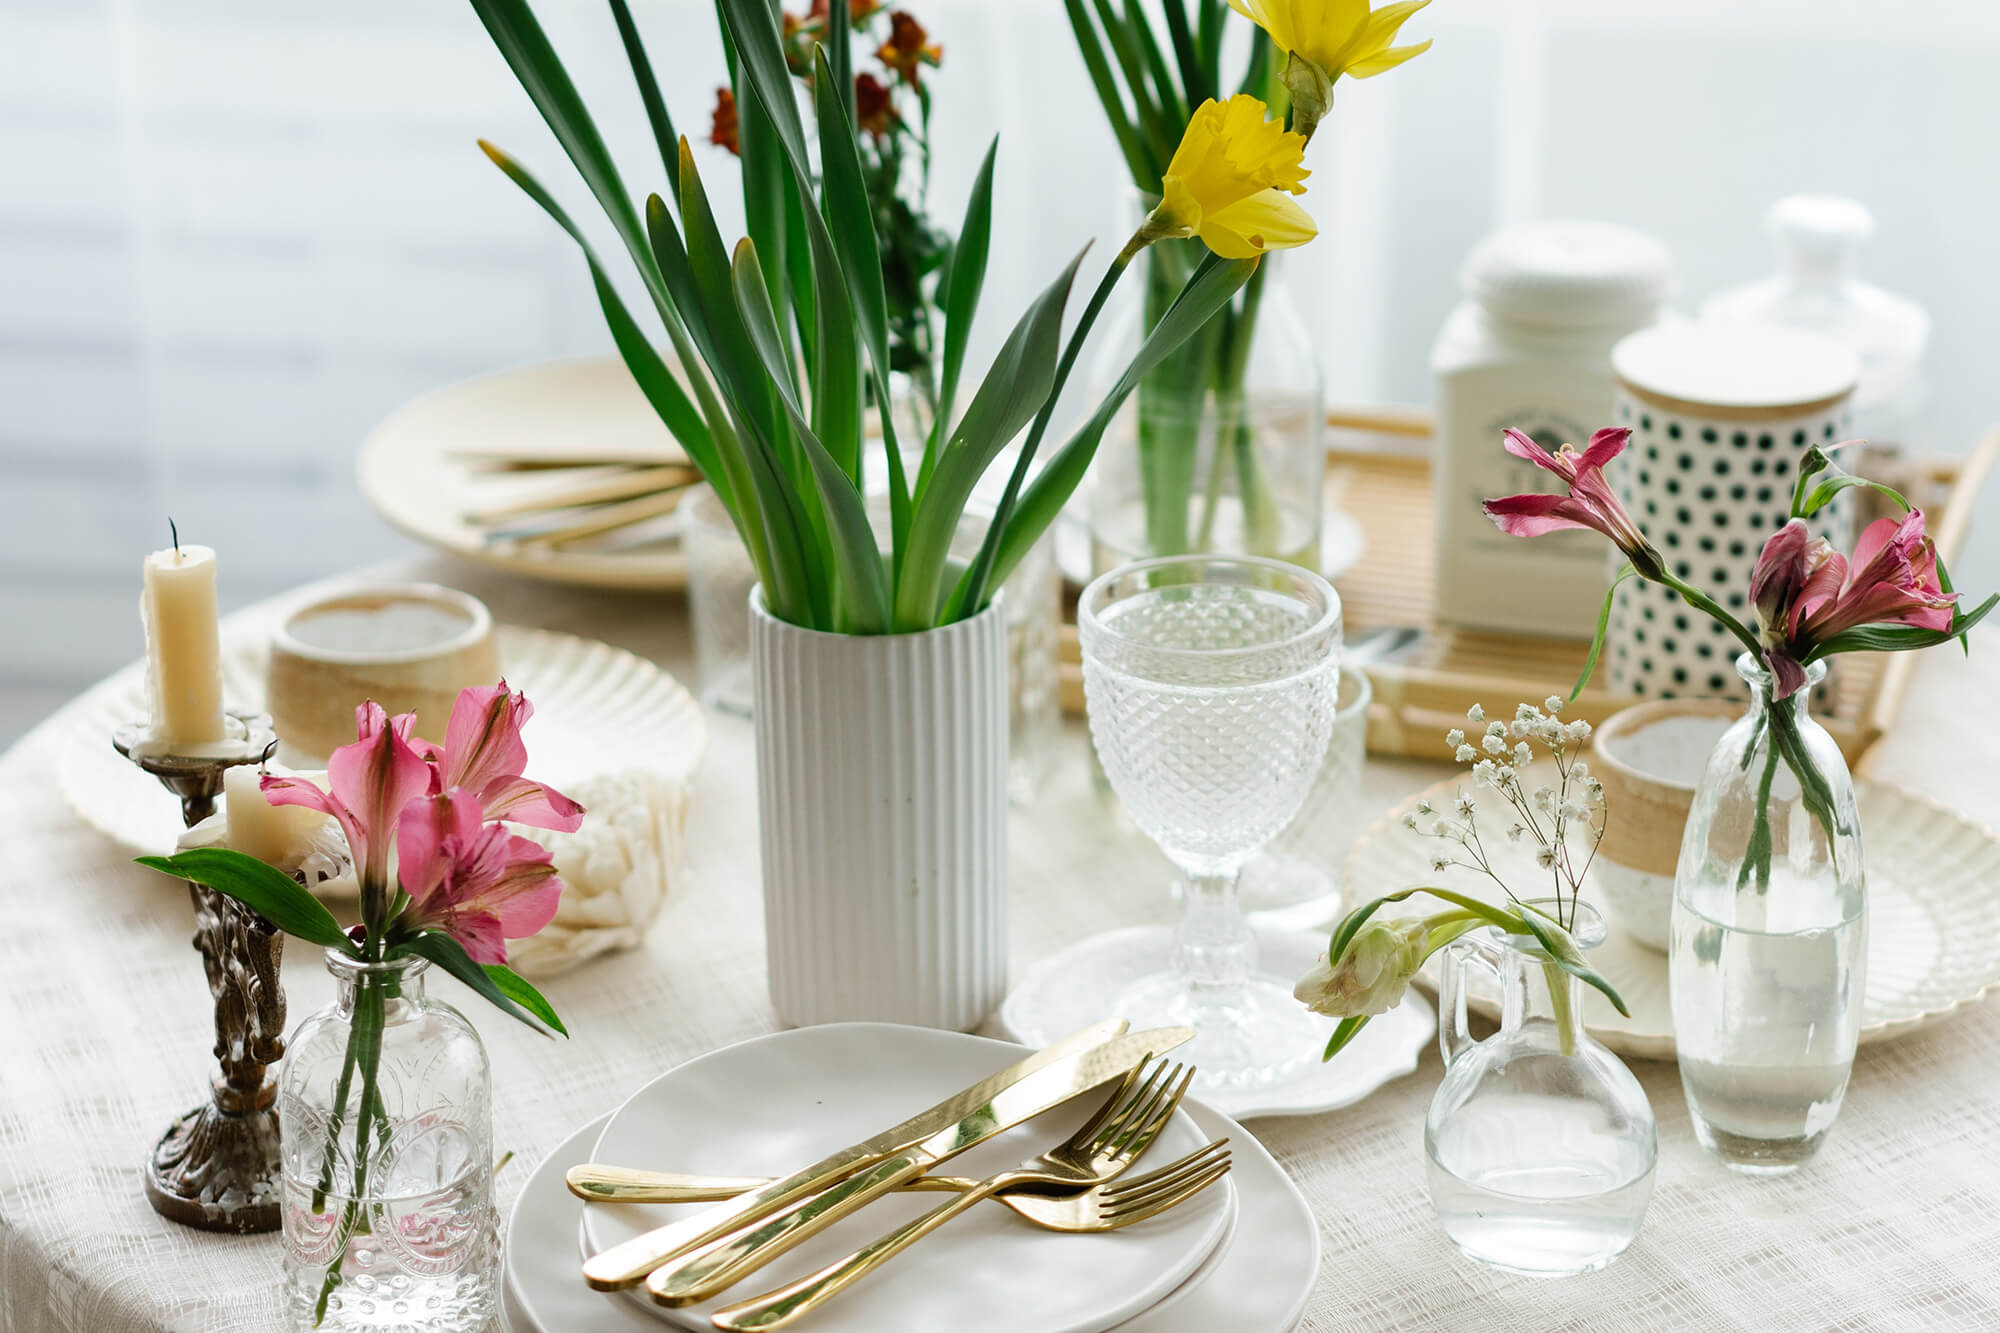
left=1463, top=220, right=1672, bottom=329
left=1612, top=320, right=1861, bottom=418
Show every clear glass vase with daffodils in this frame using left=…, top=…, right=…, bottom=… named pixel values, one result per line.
left=1066, top=0, right=1431, bottom=566
left=1297, top=697, right=1630, bottom=1061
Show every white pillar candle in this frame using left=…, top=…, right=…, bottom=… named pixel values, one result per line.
left=224, top=766, right=333, bottom=868
left=141, top=543, right=225, bottom=746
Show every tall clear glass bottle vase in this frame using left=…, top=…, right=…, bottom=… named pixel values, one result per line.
left=1670, top=655, right=1866, bottom=1172
left=1088, top=235, right=1325, bottom=574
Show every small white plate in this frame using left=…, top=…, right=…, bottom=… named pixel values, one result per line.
left=57, top=617, right=704, bottom=858
left=1000, top=926, right=1435, bottom=1121
left=506, top=1097, right=1316, bottom=1333
left=1348, top=774, right=2000, bottom=1059
left=579, top=1024, right=1235, bottom=1333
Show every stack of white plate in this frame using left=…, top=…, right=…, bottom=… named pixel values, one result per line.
left=502, top=1024, right=1321, bottom=1333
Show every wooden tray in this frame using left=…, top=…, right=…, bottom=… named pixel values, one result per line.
left=1059, top=408, right=1998, bottom=765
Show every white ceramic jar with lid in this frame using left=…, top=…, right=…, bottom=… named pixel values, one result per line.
left=1433, top=220, right=1672, bottom=636
left=1702, top=195, right=1930, bottom=449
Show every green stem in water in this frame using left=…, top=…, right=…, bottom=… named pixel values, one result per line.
left=312, top=974, right=390, bottom=1327
left=1737, top=741, right=1780, bottom=894
left=1542, top=960, right=1579, bottom=1058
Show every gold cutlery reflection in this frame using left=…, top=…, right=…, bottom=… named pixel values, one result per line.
left=710, top=1059, right=1212, bottom=1331
left=567, top=1139, right=1231, bottom=1227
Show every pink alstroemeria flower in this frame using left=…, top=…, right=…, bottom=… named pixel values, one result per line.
left=263, top=702, right=432, bottom=909
left=395, top=789, right=563, bottom=965
left=1749, top=511, right=1957, bottom=698
left=419, top=680, right=583, bottom=833
left=1482, top=427, right=1666, bottom=580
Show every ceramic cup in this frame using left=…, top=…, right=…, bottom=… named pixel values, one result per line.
left=267, top=582, right=498, bottom=761
left=1589, top=698, right=1740, bottom=949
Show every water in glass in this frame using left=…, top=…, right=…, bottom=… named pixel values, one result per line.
left=1425, top=904, right=1657, bottom=1276
left=1670, top=656, right=1866, bottom=1172
left=1079, top=556, right=1341, bottom=1091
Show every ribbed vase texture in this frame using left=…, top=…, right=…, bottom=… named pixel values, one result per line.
left=751, top=595, right=1009, bottom=1031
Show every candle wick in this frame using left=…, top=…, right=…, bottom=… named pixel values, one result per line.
left=168, top=517, right=181, bottom=557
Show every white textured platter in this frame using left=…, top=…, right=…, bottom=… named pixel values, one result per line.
left=359, top=357, right=688, bottom=591
left=58, top=620, right=704, bottom=858
left=1001, top=925, right=1435, bottom=1120
left=581, top=1024, right=1235, bottom=1333
left=1347, top=774, right=2000, bottom=1059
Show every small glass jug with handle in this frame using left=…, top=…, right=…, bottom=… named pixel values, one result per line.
left=1424, top=901, right=1657, bottom=1276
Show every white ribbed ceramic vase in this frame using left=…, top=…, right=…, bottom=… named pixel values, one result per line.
left=750, top=592, right=1008, bottom=1031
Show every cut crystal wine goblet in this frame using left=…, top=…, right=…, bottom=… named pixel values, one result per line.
left=1078, top=555, right=1342, bottom=1091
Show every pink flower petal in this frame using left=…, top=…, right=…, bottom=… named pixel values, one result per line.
left=1576, top=427, right=1631, bottom=471
left=326, top=700, right=434, bottom=891
left=475, top=775, right=586, bottom=832
left=442, top=681, right=532, bottom=795
left=1500, top=428, right=1563, bottom=475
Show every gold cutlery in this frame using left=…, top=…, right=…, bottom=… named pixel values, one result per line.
left=565, top=1139, right=1232, bottom=1227
left=629, top=1027, right=1195, bottom=1306
left=578, top=1018, right=1133, bottom=1292
left=710, top=1060, right=1206, bottom=1331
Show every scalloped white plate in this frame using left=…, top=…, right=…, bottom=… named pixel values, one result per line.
left=1000, top=926, right=1435, bottom=1120
left=57, top=619, right=704, bottom=858
left=1346, top=774, right=2000, bottom=1059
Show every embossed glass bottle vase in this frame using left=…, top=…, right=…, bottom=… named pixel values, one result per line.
left=280, top=953, right=499, bottom=1332
left=1426, top=903, right=1657, bottom=1276
left=1670, top=655, right=1866, bottom=1173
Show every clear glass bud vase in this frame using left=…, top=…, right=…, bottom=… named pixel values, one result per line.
left=1088, top=236, right=1325, bottom=572
left=279, top=952, right=499, bottom=1332
left=1670, top=654, right=1866, bottom=1173
left=1426, top=903, right=1657, bottom=1276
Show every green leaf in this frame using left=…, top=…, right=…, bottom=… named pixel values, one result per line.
left=1515, top=903, right=1631, bottom=1017
left=1327, top=886, right=1518, bottom=965
left=1061, top=0, right=1162, bottom=190
left=482, top=963, right=568, bottom=1037
left=896, top=250, right=1084, bottom=628
left=728, top=16, right=793, bottom=342
left=1124, top=0, right=1190, bottom=134
left=929, top=140, right=998, bottom=479
left=1573, top=563, right=1639, bottom=701
left=137, top=850, right=357, bottom=954
left=1091, top=0, right=1179, bottom=166
left=733, top=240, right=891, bottom=633
left=1160, top=0, right=1209, bottom=108
left=1321, top=1016, right=1370, bottom=1062
left=607, top=0, right=682, bottom=195
left=395, top=931, right=566, bottom=1038
left=468, top=0, right=659, bottom=298
left=1798, top=472, right=1911, bottom=520
left=1808, top=592, right=1997, bottom=656
left=983, top=254, right=1257, bottom=591
left=712, top=0, right=811, bottom=172
left=808, top=48, right=906, bottom=541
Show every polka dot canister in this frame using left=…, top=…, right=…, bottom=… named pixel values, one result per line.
left=1607, top=322, right=1860, bottom=699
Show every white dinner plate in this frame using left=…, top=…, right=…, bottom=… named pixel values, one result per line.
left=57, top=616, right=704, bottom=858
left=1000, top=925, right=1436, bottom=1120
left=359, top=357, right=689, bottom=591
left=578, top=1024, right=1236, bottom=1333
left=1348, top=773, right=2000, bottom=1059
left=506, top=1097, right=1316, bottom=1333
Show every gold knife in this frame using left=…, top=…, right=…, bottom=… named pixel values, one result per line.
left=578, top=1018, right=1128, bottom=1291
left=641, top=1026, right=1195, bottom=1307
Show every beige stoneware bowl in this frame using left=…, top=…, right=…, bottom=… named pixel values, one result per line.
left=266, top=583, right=499, bottom=760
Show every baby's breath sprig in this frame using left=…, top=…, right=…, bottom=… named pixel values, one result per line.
left=1409, top=698, right=1604, bottom=930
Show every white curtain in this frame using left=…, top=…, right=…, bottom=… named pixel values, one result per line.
left=2, top=0, right=1995, bottom=734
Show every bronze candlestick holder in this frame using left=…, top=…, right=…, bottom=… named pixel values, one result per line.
left=115, top=710, right=288, bottom=1234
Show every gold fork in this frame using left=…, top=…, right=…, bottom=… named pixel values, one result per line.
left=565, top=1138, right=1232, bottom=1230
left=709, top=1059, right=1210, bottom=1331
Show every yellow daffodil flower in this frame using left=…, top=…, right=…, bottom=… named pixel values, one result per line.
left=1228, top=0, right=1432, bottom=140
left=1138, top=94, right=1315, bottom=261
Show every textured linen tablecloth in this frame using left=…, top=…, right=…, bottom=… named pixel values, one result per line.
left=3, top=558, right=1998, bottom=1333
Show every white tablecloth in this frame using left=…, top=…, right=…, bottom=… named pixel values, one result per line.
left=4, top=559, right=1998, bottom=1333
